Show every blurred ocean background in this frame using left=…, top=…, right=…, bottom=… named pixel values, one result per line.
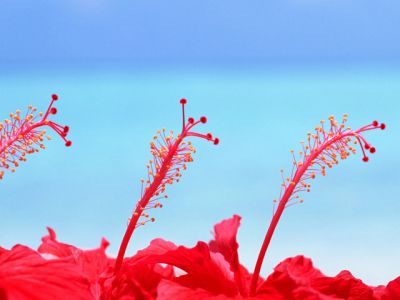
left=1, top=1, right=399, bottom=286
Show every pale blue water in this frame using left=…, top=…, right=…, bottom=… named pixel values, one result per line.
left=0, top=65, right=399, bottom=285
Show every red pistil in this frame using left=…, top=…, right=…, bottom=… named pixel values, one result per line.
left=249, top=115, right=384, bottom=296
left=114, top=99, right=218, bottom=274
left=0, top=95, right=71, bottom=180
left=369, top=147, right=376, bottom=154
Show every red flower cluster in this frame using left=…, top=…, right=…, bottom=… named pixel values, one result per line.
left=1, top=216, right=399, bottom=300
left=1, top=97, right=396, bottom=300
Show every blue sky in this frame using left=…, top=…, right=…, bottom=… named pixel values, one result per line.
left=0, top=1, right=400, bottom=65
left=0, top=0, right=399, bottom=287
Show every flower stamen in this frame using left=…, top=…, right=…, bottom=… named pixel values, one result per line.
left=250, top=115, right=384, bottom=296
left=0, top=95, right=71, bottom=180
left=114, top=99, right=218, bottom=274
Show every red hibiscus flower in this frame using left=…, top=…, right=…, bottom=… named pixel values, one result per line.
left=2, top=98, right=399, bottom=300
left=3, top=215, right=400, bottom=300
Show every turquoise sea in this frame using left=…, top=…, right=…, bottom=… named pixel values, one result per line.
left=0, top=64, right=399, bottom=285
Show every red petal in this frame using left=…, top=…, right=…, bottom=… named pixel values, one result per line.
left=38, top=227, right=78, bottom=258
left=38, top=227, right=112, bottom=298
left=129, top=238, right=178, bottom=264
left=258, top=255, right=323, bottom=296
left=291, top=286, right=339, bottom=300
left=0, top=245, right=93, bottom=300
left=38, top=229, right=172, bottom=299
left=209, top=215, right=241, bottom=266
left=274, top=256, right=323, bottom=283
left=312, top=270, right=375, bottom=299
left=258, top=256, right=328, bottom=298
left=209, top=215, right=249, bottom=295
left=157, top=279, right=283, bottom=300
left=372, top=285, right=386, bottom=299
left=157, top=280, right=234, bottom=300
left=127, top=239, right=238, bottom=297
left=382, top=276, right=400, bottom=299
left=101, top=239, right=177, bottom=299
left=108, top=264, right=174, bottom=299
